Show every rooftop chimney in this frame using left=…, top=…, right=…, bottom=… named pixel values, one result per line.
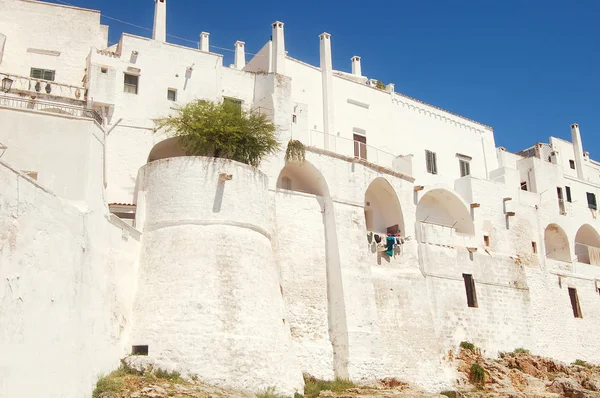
left=351, top=56, right=362, bottom=77
left=272, top=21, right=285, bottom=74
left=234, top=41, right=246, bottom=69
left=571, top=123, right=587, bottom=180
left=152, top=0, right=167, bottom=43
left=320, top=32, right=334, bottom=149
left=199, top=32, right=209, bottom=52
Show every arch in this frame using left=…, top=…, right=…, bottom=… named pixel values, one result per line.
left=544, top=223, right=571, bottom=262
left=147, top=137, right=187, bottom=163
left=574, top=224, right=600, bottom=265
left=364, top=177, right=405, bottom=236
left=416, top=188, right=474, bottom=235
left=276, top=161, right=328, bottom=196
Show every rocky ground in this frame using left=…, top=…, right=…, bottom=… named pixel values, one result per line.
left=93, top=349, right=600, bottom=398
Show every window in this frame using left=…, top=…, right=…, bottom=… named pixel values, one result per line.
left=124, top=73, right=139, bottom=94
left=587, top=192, right=597, bottom=210
left=459, top=159, right=470, bottom=177
left=292, top=114, right=297, bottom=123
left=532, top=242, right=537, bottom=254
left=101, top=67, right=108, bottom=74
left=353, top=134, right=367, bottom=160
left=557, top=187, right=566, bottom=215
left=569, top=160, right=576, bottom=170
left=131, top=345, right=149, bottom=355
left=30, top=68, right=55, bottom=81
left=223, top=97, right=242, bottom=114
left=426, top=150, right=437, bottom=175
left=566, top=186, right=572, bottom=203
left=463, top=274, right=478, bottom=308
left=484, top=235, right=490, bottom=247
left=167, top=88, right=177, bottom=101
left=568, top=287, right=582, bottom=318
left=520, top=181, right=528, bottom=191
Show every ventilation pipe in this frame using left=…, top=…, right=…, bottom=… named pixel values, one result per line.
left=272, top=21, right=285, bottom=74
left=351, top=56, right=362, bottom=77
left=152, top=0, right=167, bottom=43
left=320, top=32, right=334, bottom=150
left=199, top=32, right=209, bottom=52
left=234, top=41, right=246, bottom=69
left=571, top=123, right=586, bottom=180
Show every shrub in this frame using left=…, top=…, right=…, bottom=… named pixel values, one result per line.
left=573, top=359, right=590, bottom=367
left=155, top=100, right=279, bottom=167
left=513, top=348, right=530, bottom=354
left=153, top=368, right=183, bottom=382
left=440, top=392, right=458, bottom=398
left=469, top=363, right=486, bottom=385
left=284, top=139, right=306, bottom=164
left=460, top=341, right=476, bottom=352
left=92, top=374, right=124, bottom=398
left=303, top=375, right=356, bottom=398
left=256, top=387, right=286, bottom=398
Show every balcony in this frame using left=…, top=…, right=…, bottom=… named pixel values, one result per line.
left=1, top=72, right=86, bottom=103
left=0, top=95, right=103, bottom=125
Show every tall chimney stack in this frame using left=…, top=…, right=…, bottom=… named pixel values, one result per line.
left=571, top=123, right=587, bottom=180
left=320, top=32, right=335, bottom=149
left=351, top=56, right=362, bottom=77
left=152, top=0, right=167, bottom=43
left=199, top=32, right=209, bottom=52
left=272, top=21, right=285, bottom=75
left=234, top=41, right=246, bottom=69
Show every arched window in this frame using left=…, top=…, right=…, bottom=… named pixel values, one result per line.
left=364, top=178, right=405, bottom=235
left=147, top=137, right=187, bottom=163
left=416, top=188, right=474, bottom=235
left=574, top=224, right=600, bottom=265
left=276, top=161, right=327, bottom=196
left=544, top=224, right=571, bottom=262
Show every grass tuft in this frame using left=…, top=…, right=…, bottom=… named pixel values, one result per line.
left=92, top=373, right=124, bottom=398
left=153, top=368, right=184, bottom=382
left=513, top=348, right=530, bottom=354
left=573, top=359, right=591, bottom=368
left=303, top=375, right=356, bottom=398
left=469, top=363, right=486, bottom=385
left=256, top=387, right=287, bottom=398
left=459, top=341, right=476, bottom=352
left=440, top=391, right=458, bottom=398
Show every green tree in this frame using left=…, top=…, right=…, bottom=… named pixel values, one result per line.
left=154, top=100, right=279, bottom=167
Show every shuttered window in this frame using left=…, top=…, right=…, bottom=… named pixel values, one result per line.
left=587, top=192, right=597, bottom=210
left=124, top=74, right=139, bottom=94
left=459, top=159, right=470, bottom=177
left=426, top=150, right=437, bottom=175
left=568, top=288, right=582, bottom=318
left=30, top=68, right=55, bottom=81
left=463, top=274, right=478, bottom=308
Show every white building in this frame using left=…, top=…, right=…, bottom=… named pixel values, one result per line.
left=1, top=0, right=599, bottom=397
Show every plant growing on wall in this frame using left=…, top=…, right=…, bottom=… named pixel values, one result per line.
left=284, top=139, right=306, bottom=164
left=154, top=100, right=279, bottom=167
left=375, top=80, right=386, bottom=90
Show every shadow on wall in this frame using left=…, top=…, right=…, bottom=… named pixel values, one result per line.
left=574, top=224, right=600, bottom=265
left=147, top=137, right=187, bottom=163
left=416, top=188, right=475, bottom=235
left=545, top=223, right=571, bottom=262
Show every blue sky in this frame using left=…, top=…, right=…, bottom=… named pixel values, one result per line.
left=53, top=0, right=598, bottom=154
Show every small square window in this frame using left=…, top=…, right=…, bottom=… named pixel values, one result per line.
left=167, top=89, right=177, bottom=101
left=132, top=345, right=149, bottom=355
left=569, top=160, right=576, bottom=169
left=101, top=67, right=108, bottom=74
left=124, top=73, right=139, bottom=94
left=484, top=236, right=490, bottom=247
left=520, top=181, right=528, bottom=191
left=532, top=242, right=537, bottom=254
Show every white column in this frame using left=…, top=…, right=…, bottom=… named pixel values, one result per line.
left=152, top=0, right=167, bottom=43
left=351, top=56, right=362, bottom=77
left=320, top=33, right=334, bottom=150
left=571, top=123, right=587, bottom=180
left=272, top=21, right=285, bottom=75
left=234, top=41, right=246, bottom=69
left=199, top=32, right=210, bottom=52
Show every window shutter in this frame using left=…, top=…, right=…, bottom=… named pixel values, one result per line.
left=432, top=152, right=437, bottom=175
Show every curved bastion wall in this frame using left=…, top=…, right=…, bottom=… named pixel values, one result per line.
left=130, top=156, right=304, bottom=395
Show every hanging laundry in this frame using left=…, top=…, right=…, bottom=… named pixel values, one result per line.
left=374, top=234, right=382, bottom=244
left=386, top=236, right=395, bottom=257
left=367, top=231, right=373, bottom=244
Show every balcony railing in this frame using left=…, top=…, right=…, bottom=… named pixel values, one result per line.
left=308, top=130, right=397, bottom=171
left=1, top=73, right=86, bottom=102
left=0, top=95, right=103, bottom=125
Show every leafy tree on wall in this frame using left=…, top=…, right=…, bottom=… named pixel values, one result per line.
left=154, top=100, right=279, bottom=167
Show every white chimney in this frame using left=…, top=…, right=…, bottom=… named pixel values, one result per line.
left=571, top=123, right=587, bottom=180
left=152, top=0, right=167, bottom=43
left=320, top=32, right=334, bottom=149
left=272, top=21, right=285, bottom=74
left=234, top=41, right=246, bottom=69
left=386, top=83, right=395, bottom=94
left=199, top=32, right=209, bottom=52
left=351, top=56, right=362, bottom=77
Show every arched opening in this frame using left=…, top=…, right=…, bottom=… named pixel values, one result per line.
left=364, top=178, right=405, bottom=236
left=147, top=137, right=187, bottom=163
left=276, top=161, right=327, bottom=196
left=544, top=224, right=571, bottom=262
left=574, top=224, right=600, bottom=265
left=416, top=188, right=475, bottom=235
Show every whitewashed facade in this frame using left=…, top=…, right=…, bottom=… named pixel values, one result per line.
left=1, top=0, right=599, bottom=397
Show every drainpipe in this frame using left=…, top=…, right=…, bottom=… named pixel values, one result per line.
left=103, top=118, right=123, bottom=188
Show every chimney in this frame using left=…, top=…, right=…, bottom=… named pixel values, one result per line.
left=351, top=56, right=362, bottom=77
left=152, top=0, right=167, bottom=43
left=571, top=123, right=587, bottom=180
left=199, top=32, right=209, bottom=52
left=234, top=41, right=246, bottom=69
left=320, top=32, right=334, bottom=149
left=272, top=21, right=285, bottom=74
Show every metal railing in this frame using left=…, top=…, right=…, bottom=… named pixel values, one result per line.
left=308, top=130, right=397, bottom=170
left=0, top=95, right=103, bottom=125
left=1, top=72, right=86, bottom=102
